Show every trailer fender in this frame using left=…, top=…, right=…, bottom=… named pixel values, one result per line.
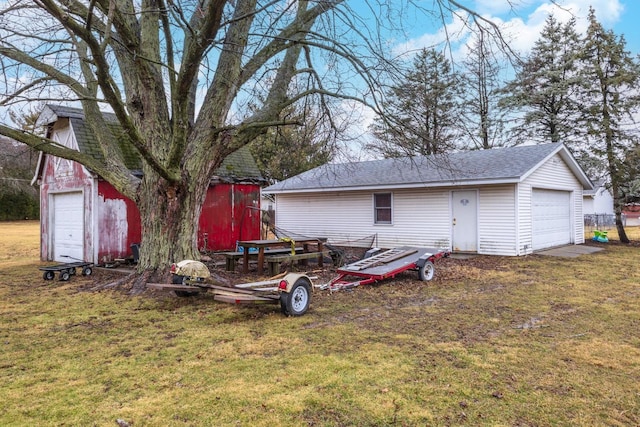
left=277, top=273, right=313, bottom=294
left=415, top=253, right=434, bottom=268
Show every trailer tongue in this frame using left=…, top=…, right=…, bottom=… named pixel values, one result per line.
left=320, top=246, right=449, bottom=291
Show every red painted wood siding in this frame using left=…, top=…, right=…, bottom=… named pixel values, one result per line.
left=199, top=183, right=261, bottom=251
left=97, top=180, right=142, bottom=262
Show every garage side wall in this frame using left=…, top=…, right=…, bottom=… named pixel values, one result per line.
left=519, top=154, right=585, bottom=253
left=274, top=189, right=451, bottom=248
left=477, top=185, right=518, bottom=256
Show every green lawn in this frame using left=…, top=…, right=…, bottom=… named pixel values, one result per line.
left=1, top=222, right=639, bottom=426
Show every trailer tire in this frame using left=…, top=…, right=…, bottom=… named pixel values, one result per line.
left=82, top=266, right=93, bottom=276
left=280, top=278, right=311, bottom=316
left=418, top=261, right=435, bottom=281
left=175, top=290, right=198, bottom=297
left=60, top=271, right=71, bottom=281
left=43, top=271, right=55, bottom=280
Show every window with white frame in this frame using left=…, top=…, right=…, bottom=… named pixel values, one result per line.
left=374, top=193, right=392, bottom=224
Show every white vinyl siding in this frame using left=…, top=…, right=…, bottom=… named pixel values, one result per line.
left=517, top=183, right=533, bottom=255
left=275, top=189, right=450, bottom=248
left=477, top=185, right=517, bottom=256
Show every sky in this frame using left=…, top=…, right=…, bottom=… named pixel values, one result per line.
left=397, top=0, right=640, bottom=60
left=341, top=0, right=640, bottom=158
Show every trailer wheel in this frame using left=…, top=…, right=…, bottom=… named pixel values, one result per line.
left=418, top=261, right=435, bottom=281
left=82, top=266, right=93, bottom=276
left=280, top=278, right=311, bottom=316
left=43, top=271, right=54, bottom=280
left=59, top=270, right=71, bottom=281
left=171, top=275, right=198, bottom=297
left=175, top=290, right=198, bottom=297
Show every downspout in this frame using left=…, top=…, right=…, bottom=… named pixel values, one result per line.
left=515, top=183, right=520, bottom=255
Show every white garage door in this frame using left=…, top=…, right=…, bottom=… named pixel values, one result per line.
left=52, top=192, right=84, bottom=262
left=532, top=189, right=572, bottom=250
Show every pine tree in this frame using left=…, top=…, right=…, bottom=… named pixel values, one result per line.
left=576, top=8, right=640, bottom=243
left=500, top=14, right=582, bottom=144
left=249, top=103, right=336, bottom=183
left=367, top=48, right=462, bottom=157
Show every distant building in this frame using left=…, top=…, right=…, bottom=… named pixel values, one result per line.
left=583, top=180, right=615, bottom=229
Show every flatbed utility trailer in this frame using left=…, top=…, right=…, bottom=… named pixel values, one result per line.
left=147, top=262, right=314, bottom=316
left=320, top=246, right=449, bottom=291
left=40, top=262, right=94, bottom=281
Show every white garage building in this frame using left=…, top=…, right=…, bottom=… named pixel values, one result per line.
left=263, top=143, right=593, bottom=256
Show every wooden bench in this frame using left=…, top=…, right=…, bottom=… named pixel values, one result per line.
left=265, top=250, right=330, bottom=275
left=220, top=248, right=302, bottom=271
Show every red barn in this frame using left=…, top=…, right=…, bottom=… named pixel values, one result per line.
left=32, top=105, right=265, bottom=264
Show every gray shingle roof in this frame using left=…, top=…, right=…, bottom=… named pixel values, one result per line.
left=43, top=104, right=264, bottom=181
left=264, top=143, right=592, bottom=193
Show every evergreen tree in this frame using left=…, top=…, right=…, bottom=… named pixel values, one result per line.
left=249, top=102, right=336, bottom=183
left=576, top=8, right=640, bottom=243
left=367, top=48, right=462, bottom=157
left=500, top=14, right=582, bottom=144
left=0, top=137, right=39, bottom=220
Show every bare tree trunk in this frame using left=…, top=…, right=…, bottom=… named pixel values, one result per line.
left=611, top=180, right=630, bottom=243
left=136, top=170, right=205, bottom=274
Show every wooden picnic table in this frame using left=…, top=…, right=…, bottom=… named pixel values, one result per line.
left=237, top=238, right=326, bottom=274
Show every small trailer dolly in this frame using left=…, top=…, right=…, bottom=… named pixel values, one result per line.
left=39, top=262, right=94, bottom=281
left=320, top=246, right=449, bottom=291
left=146, top=260, right=314, bottom=316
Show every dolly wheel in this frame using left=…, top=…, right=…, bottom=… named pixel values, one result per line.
left=43, top=271, right=55, bottom=280
left=280, top=278, right=311, bottom=316
left=59, top=271, right=71, bottom=281
left=418, top=261, right=435, bottom=281
left=82, top=266, right=93, bottom=276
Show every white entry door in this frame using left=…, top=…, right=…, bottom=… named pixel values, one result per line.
left=52, top=192, right=84, bottom=262
left=452, top=190, right=478, bottom=252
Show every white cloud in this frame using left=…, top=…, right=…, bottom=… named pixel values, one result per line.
left=392, top=10, right=473, bottom=58
left=395, top=0, right=626, bottom=58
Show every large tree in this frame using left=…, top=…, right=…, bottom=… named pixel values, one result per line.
left=575, top=8, right=640, bottom=243
left=0, top=0, right=381, bottom=279
left=367, top=48, right=463, bottom=157
left=0, top=0, right=504, bottom=281
left=500, top=14, right=582, bottom=145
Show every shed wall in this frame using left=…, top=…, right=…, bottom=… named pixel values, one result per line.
left=199, top=183, right=262, bottom=251
left=95, top=181, right=142, bottom=263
